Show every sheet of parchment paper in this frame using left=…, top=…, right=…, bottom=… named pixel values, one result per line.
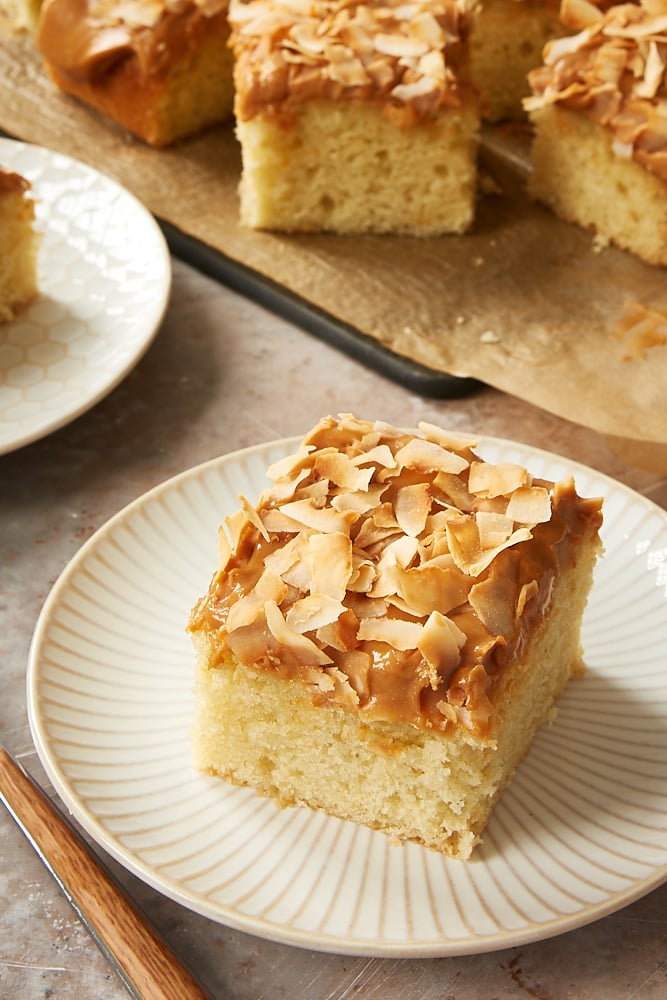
left=1, top=17, right=665, bottom=443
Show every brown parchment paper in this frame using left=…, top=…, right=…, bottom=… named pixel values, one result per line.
left=1, top=18, right=665, bottom=443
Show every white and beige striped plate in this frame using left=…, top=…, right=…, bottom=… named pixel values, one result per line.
left=26, top=436, right=667, bottom=956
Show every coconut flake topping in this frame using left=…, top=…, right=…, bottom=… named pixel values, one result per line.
left=228, top=0, right=476, bottom=124
left=189, top=414, right=602, bottom=736
left=525, top=0, right=667, bottom=181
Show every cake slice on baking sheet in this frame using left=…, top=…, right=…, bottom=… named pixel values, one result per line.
left=228, top=0, right=480, bottom=234
left=524, top=0, right=667, bottom=265
left=35, top=0, right=235, bottom=147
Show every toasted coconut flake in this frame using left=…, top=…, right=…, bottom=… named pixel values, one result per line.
left=285, top=594, right=346, bottom=633
left=357, top=617, right=423, bottom=650
left=468, top=559, right=519, bottom=636
left=324, top=666, right=361, bottom=708
left=347, top=552, right=376, bottom=591
left=335, top=649, right=372, bottom=699
left=392, top=77, right=440, bottom=102
left=345, top=593, right=388, bottom=619
left=267, top=467, right=310, bottom=502
left=517, top=579, right=539, bottom=617
left=316, top=608, right=360, bottom=651
left=350, top=444, right=397, bottom=469
left=475, top=510, right=514, bottom=550
left=278, top=497, right=356, bottom=533
left=417, top=611, right=466, bottom=685
left=636, top=40, right=665, bottom=99
left=446, top=516, right=533, bottom=576
left=560, top=0, right=603, bottom=30
left=374, top=32, right=429, bottom=58
left=226, top=569, right=288, bottom=632
left=468, top=461, right=531, bottom=498
left=436, top=699, right=458, bottom=725
left=331, top=483, right=387, bottom=513
left=264, top=600, right=333, bottom=664
left=267, top=444, right=315, bottom=482
left=309, top=531, right=353, bottom=600
left=224, top=507, right=252, bottom=550
left=505, top=486, right=553, bottom=525
left=305, top=666, right=336, bottom=692
left=432, top=470, right=476, bottom=512
left=225, top=592, right=265, bottom=633
left=298, top=479, right=331, bottom=504
left=261, top=508, right=309, bottom=534
left=395, top=438, right=470, bottom=475
left=418, top=421, right=478, bottom=453
left=544, top=28, right=593, bottom=65
left=369, top=534, right=419, bottom=596
left=394, top=482, right=432, bottom=537
left=394, top=562, right=471, bottom=616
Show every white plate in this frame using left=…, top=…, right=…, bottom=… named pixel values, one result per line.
left=27, top=436, right=667, bottom=957
left=0, top=138, right=171, bottom=455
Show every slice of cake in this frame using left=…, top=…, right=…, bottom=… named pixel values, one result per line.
left=524, top=0, right=667, bottom=265
left=0, top=0, right=43, bottom=31
left=470, top=0, right=566, bottom=122
left=35, top=0, right=235, bottom=148
left=188, top=414, right=603, bottom=860
left=0, top=166, right=39, bottom=322
left=228, top=0, right=480, bottom=234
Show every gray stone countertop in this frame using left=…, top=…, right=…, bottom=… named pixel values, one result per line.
left=1, top=258, right=665, bottom=1000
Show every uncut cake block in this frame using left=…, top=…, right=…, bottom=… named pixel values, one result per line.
left=188, top=414, right=603, bottom=860
left=524, top=0, right=667, bottom=265
left=0, top=167, right=38, bottom=322
left=228, top=0, right=480, bottom=234
left=35, top=0, right=234, bottom=148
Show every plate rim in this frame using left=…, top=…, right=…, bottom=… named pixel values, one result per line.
left=0, top=137, right=172, bottom=455
left=26, top=432, right=667, bottom=957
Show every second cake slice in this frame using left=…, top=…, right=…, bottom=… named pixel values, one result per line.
left=229, top=0, right=480, bottom=234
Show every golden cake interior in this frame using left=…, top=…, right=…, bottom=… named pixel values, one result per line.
left=189, top=414, right=603, bottom=860
left=469, top=0, right=565, bottom=123
left=0, top=167, right=39, bottom=322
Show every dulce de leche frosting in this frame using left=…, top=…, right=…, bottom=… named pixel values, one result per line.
left=189, top=414, right=603, bottom=738
left=0, top=168, right=31, bottom=195
left=36, top=0, right=228, bottom=85
left=229, top=0, right=476, bottom=126
left=525, top=0, right=667, bottom=182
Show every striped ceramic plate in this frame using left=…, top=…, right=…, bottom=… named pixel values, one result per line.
left=26, top=436, right=667, bottom=956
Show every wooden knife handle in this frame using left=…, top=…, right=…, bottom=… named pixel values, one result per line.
left=0, top=747, right=214, bottom=1000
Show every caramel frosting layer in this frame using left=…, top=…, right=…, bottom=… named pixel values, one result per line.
left=229, top=0, right=476, bottom=125
left=189, top=415, right=603, bottom=737
left=36, top=0, right=228, bottom=85
left=0, top=167, right=31, bottom=195
left=525, top=0, right=667, bottom=182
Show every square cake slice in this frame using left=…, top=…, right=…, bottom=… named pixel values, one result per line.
left=188, top=415, right=603, bottom=860
left=0, top=166, right=39, bottom=322
left=228, top=0, right=480, bottom=234
left=35, top=0, right=234, bottom=148
left=524, top=0, right=667, bottom=266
